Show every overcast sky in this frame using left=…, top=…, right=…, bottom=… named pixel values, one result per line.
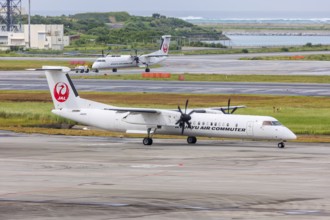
left=22, top=0, right=330, bottom=16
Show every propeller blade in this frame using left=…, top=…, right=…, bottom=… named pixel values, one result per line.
left=102, top=50, right=104, bottom=57
left=178, top=106, right=183, bottom=114
left=220, top=108, right=226, bottom=114
left=181, top=123, right=185, bottom=135
left=227, top=98, right=231, bottom=114
left=231, top=107, right=238, bottom=114
left=185, top=99, right=189, bottom=114
left=187, top=121, right=192, bottom=129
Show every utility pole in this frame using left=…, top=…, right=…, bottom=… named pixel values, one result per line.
left=28, top=0, right=30, bottom=48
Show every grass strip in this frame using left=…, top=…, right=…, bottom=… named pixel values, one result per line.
left=1, top=91, right=330, bottom=142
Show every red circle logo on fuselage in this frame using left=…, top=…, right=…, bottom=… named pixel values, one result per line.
left=54, top=82, right=69, bottom=102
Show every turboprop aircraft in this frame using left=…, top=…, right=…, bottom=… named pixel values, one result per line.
left=38, top=66, right=296, bottom=148
left=92, top=35, right=171, bottom=73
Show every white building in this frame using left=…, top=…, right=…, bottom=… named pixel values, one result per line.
left=0, top=24, right=70, bottom=50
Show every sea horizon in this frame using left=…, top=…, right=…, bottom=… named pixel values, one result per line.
left=30, top=10, right=330, bottom=24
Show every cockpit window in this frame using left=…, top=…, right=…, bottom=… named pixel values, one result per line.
left=97, top=59, right=106, bottom=62
left=262, top=121, right=282, bottom=126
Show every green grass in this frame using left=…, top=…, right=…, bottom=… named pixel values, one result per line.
left=1, top=91, right=330, bottom=136
left=0, top=101, right=72, bottom=127
left=0, top=60, right=92, bottom=71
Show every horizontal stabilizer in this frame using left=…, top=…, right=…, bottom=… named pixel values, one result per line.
left=27, top=66, right=71, bottom=72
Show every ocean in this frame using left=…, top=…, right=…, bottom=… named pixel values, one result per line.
left=33, top=9, right=330, bottom=25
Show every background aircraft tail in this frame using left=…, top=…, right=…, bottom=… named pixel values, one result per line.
left=145, top=35, right=171, bottom=57
left=159, top=35, right=171, bottom=55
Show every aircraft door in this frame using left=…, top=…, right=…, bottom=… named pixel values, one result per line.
left=246, top=121, right=254, bottom=136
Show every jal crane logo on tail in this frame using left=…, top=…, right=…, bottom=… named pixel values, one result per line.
left=54, top=82, right=69, bottom=102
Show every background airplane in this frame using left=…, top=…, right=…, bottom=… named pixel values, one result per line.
left=39, top=66, right=296, bottom=148
left=92, top=35, right=171, bottom=73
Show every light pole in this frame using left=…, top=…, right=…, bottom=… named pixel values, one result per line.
left=28, top=0, right=30, bottom=48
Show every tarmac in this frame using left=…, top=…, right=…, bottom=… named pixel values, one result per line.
left=1, top=130, right=329, bottom=219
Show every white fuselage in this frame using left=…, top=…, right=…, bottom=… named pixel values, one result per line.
left=92, top=55, right=167, bottom=70
left=52, top=108, right=296, bottom=141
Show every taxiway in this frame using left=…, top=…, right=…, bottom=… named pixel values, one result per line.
left=1, top=53, right=330, bottom=96
left=0, top=130, right=329, bottom=219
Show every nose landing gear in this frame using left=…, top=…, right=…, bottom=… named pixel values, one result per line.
left=278, top=142, right=285, bottom=148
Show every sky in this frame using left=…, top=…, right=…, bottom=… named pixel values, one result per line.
left=21, top=0, right=330, bottom=17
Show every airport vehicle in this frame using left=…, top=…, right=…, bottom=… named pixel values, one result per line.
left=74, top=65, right=90, bottom=73
left=92, top=35, right=171, bottom=73
left=39, top=66, right=296, bottom=147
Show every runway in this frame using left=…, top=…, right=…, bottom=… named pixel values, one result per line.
left=0, top=130, right=329, bottom=219
left=1, top=53, right=330, bottom=96
left=2, top=51, right=330, bottom=75
left=1, top=74, right=330, bottom=96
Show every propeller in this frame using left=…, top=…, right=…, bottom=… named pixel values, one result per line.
left=101, top=50, right=104, bottom=57
left=220, top=98, right=238, bottom=114
left=175, top=99, right=195, bottom=135
left=131, top=49, right=140, bottom=64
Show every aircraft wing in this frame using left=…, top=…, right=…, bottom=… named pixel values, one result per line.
left=209, top=105, right=246, bottom=111
left=106, top=108, right=180, bottom=127
left=208, top=105, right=246, bottom=114
left=104, top=108, right=161, bottom=114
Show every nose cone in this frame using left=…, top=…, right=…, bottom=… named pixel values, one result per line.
left=283, top=127, right=297, bottom=140
left=92, top=62, right=98, bottom=69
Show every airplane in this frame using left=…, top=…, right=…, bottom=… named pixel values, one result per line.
left=37, top=66, right=296, bottom=148
left=92, top=35, right=171, bottom=73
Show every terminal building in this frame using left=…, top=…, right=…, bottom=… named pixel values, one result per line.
left=0, top=24, right=70, bottom=50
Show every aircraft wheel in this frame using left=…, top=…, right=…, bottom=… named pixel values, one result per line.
left=112, top=68, right=117, bottom=72
left=85, top=69, right=89, bottom=73
left=145, top=68, right=150, bottom=72
left=95, top=69, right=99, bottom=73
left=278, top=142, right=285, bottom=148
left=187, top=136, right=197, bottom=144
left=143, top=137, right=153, bottom=145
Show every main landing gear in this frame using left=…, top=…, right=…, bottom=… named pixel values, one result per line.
left=143, top=137, right=153, bottom=145
left=145, top=65, right=150, bottom=72
left=112, top=68, right=118, bottom=72
left=143, top=128, right=154, bottom=146
left=278, top=142, right=285, bottom=148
